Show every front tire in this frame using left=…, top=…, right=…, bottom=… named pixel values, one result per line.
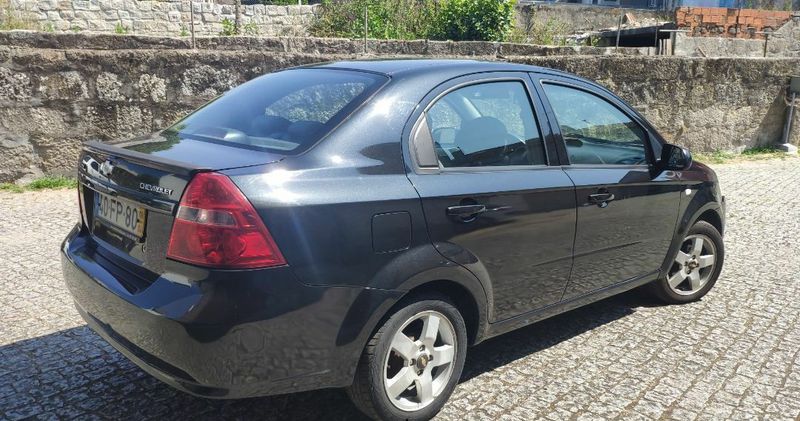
left=347, top=294, right=467, bottom=421
left=651, top=220, right=724, bottom=304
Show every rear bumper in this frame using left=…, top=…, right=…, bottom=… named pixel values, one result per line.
left=60, top=225, right=402, bottom=399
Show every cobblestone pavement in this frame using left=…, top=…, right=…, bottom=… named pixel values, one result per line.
left=2, top=159, right=799, bottom=421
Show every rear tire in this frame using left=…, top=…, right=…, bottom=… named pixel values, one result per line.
left=651, top=220, right=724, bottom=304
left=346, top=293, right=467, bottom=421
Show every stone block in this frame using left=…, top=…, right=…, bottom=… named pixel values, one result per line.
left=36, top=0, right=58, bottom=11
left=137, top=74, right=166, bottom=104
left=95, top=72, right=124, bottom=101
left=101, top=10, right=119, bottom=20
left=39, top=71, right=88, bottom=100
left=266, top=6, right=287, bottom=17
left=29, top=136, right=84, bottom=175
left=72, top=0, right=90, bottom=11
left=100, top=0, right=123, bottom=10
left=0, top=68, right=32, bottom=102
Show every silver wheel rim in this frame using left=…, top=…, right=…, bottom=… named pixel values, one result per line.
left=667, top=233, right=717, bottom=296
left=383, top=310, right=457, bottom=412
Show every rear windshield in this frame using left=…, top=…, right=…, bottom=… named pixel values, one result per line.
left=164, top=69, right=387, bottom=155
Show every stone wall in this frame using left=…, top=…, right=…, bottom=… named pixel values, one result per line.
left=8, top=0, right=316, bottom=37
left=0, top=32, right=798, bottom=182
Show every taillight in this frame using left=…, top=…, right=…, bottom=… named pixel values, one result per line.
left=167, top=172, right=286, bottom=269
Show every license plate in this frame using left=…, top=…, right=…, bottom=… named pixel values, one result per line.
left=94, top=192, right=147, bottom=239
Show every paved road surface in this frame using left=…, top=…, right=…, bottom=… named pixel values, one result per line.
left=1, top=159, right=799, bottom=420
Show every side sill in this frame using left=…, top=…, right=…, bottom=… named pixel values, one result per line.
left=483, top=271, right=659, bottom=341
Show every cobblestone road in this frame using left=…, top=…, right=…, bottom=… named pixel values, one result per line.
left=2, top=159, right=799, bottom=420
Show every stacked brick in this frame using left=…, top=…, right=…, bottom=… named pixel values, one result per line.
left=676, top=7, right=793, bottom=39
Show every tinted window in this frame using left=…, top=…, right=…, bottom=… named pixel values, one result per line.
left=426, top=81, right=546, bottom=168
left=165, top=69, right=386, bottom=155
left=543, top=83, right=648, bottom=165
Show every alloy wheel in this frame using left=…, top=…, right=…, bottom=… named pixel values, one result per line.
left=382, top=310, right=457, bottom=412
left=667, top=233, right=717, bottom=296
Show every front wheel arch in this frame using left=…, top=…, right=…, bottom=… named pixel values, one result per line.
left=661, top=203, right=723, bottom=275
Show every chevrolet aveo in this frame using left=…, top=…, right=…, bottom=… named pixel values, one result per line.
left=62, top=60, right=725, bottom=420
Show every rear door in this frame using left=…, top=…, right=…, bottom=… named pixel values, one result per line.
left=405, top=73, right=577, bottom=321
left=532, top=75, right=683, bottom=300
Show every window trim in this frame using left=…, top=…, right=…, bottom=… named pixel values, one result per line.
left=536, top=78, right=658, bottom=168
left=409, top=76, right=551, bottom=173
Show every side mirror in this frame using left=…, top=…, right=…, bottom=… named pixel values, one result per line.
left=660, top=143, right=692, bottom=171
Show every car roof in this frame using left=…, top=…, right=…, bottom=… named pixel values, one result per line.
left=304, top=59, right=578, bottom=83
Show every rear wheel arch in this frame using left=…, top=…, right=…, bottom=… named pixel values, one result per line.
left=361, top=275, right=489, bottom=355
left=398, top=280, right=483, bottom=346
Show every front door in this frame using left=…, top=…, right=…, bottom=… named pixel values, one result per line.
left=535, top=77, right=683, bottom=300
left=406, top=75, right=577, bottom=321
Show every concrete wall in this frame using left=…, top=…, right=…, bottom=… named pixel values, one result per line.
left=0, top=32, right=798, bottom=182
left=516, top=3, right=670, bottom=33
left=7, top=0, right=317, bottom=37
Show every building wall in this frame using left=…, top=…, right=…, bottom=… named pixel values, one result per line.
left=0, top=32, right=798, bottom=182
left=676, top=7, right=794, bottom=38
left=8, top=0, right=317, bottom=37
left=673, top=14, right=799, bottom=56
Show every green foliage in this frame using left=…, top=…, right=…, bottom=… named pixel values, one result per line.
left=242, top=22, right=259, bottom=36
left=114, top=22, right=129, bottom=34
left=70, top=25, right=82, bottom=32
left=310, top=0, right=516, bottom=42
left=242, top=0, right=308, bottom=4
left=428, top=0, right=516, bottom=42
left=0, top=176, right=78, bottom=193
left=310, top=0, right=436, bottom=40
left=179, top=25, right=189, bottom=37
left=0, top=183, right=23, bottom=193
left=508, top=14, right=569, bottom=46
left=27, top=176, right=78, bottom=191
left=220, top=17, right=237, bottom=36
left=0, top=0, right=38, bottom=31
left=42, top=22, right=55, bottom=32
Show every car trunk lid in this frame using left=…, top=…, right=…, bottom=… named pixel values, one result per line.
left=78, top=134, right=284, bottom=292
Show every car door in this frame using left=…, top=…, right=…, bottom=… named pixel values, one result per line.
left=533, top=75, right=683, bottom=300
left=405, top=73, right=577, bottom=321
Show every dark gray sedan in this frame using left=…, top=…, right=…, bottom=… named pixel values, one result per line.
left=62, top=60, right=725, bottom=420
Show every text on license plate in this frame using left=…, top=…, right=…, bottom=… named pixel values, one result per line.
left=94, top=192, right=147, bottom=238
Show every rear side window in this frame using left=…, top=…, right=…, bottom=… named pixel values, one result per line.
left=425, top=81, right=546, bottom=168
left=166, top=69, right=387, bottom=155
left=542, top=83, right=648, bottom=165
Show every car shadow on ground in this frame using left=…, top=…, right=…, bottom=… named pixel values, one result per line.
left=1, top=288, right=664, bottom=420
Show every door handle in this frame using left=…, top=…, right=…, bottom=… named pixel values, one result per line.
left=446, top=204, right=487, bottom=217
left=588, top=192, right=615, bottom=208
left=446, top=204, right=511, bottom=220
